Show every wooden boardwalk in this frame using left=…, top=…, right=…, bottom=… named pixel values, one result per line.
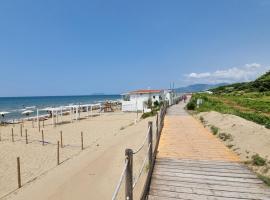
left=148, top=103, right=270, bottom=200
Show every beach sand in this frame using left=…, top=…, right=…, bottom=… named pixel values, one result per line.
left=0, top=111, right=156, bottom=200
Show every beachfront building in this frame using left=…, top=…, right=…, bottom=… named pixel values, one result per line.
left=121, top=89, right=162, bottom=112
left=164, top=89, right=174, bottom=106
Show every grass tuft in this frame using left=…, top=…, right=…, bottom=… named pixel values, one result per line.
left=218, top=132, right=232, bottom=141
left=258, top=174, right=270, bottom=186
left=210, top=126, right=219, bottom=135
left=252, top=154, right=266, bottom=166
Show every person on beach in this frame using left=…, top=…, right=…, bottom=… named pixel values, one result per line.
left=183, top=95, right=187, bottom=103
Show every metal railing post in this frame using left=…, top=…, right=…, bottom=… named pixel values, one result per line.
left=125, top=149, right=133, bottom=200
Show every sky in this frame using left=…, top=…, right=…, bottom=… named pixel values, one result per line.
left=0, top=0, right=270, bottom=97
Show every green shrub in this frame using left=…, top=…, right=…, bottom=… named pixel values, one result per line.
left=265, top=123, right=270, bottom=129
left=252, top=154, right=266, bottom=166
left=153, top=101, right=159, bottom=108
left=141, top=110, right=157, bottom=119
left=199, top=116, right=205, bottom=123
left=187, top=101, right=196, bottom=110
left=210, top=126, right=219, bottom=135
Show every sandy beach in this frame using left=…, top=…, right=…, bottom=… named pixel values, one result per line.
left=0, top=110, right=156, bottom=200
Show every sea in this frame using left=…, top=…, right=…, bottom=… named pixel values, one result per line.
left=0, top=95, right=121, bottom=121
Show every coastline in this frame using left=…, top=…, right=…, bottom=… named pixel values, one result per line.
left=0, top=95, right=121, bottom=122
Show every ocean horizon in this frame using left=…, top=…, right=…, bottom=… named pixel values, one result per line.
left=0, top=94, right=121, bottom=121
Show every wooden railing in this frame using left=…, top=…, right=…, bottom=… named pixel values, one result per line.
left=112, top=101, right=168, bottom=200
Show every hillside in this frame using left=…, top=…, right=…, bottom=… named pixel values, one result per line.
left=212, top=71, right=270, bottom=94
left=187, top=71, right=270, bottom=129
left=175, top=83, right=227, bottom=93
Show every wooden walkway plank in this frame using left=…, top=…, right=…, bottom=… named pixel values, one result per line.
left=150, top=179, right=270, bottom=195
left=155, top=163, right=252, bottom=174
left=154, top=167, right=258, bottom=179
left=153, top=171, right=262, bottom=184
left=150, top=185, right=270, bottom=199
left=147, top=103, right=270, bottom=200
left=151, top=174, right=265, bottom=188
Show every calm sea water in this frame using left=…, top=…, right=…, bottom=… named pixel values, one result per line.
left=0, top=95, right=121, bottom=121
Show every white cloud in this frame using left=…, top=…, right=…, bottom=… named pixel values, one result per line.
left=188, top=72, right=210, bottom=78
left=185, top=63, right=269, bottom=84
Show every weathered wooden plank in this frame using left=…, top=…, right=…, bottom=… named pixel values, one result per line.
left=157, top=158, right=241, bottom=165
left=156, top=159, right=245, bottom=169
left=149, top=189, right=255, bottom=200
left=157, top=161, right=248, bottom=169
left=150, top=184, right=270, bottom=199
left=154, top=171, right=263, bottom=184
left=155, top=163, right=251, bottom=174
left=152, top=174, right=264, bottom=188
left=150, top=179, right=270, bottom=195
left=154, top=166, right=258, bottom=179
left=148, top=195, right=184, bottom=200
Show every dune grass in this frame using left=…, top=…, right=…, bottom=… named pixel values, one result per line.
left=191, top=93, right=270, bottom=129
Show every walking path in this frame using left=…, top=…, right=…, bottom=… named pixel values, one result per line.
left=148, top=103, right=270, bottom=200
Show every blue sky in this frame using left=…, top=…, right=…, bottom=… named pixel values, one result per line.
left=0, top=0, right=270, bottom=97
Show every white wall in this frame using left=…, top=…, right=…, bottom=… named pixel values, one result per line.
left=121, top=93, right=161, bottom=112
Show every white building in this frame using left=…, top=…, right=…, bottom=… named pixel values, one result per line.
left=164, top=90, right=173, bottom=106
left=121, top=90, right=163, bottom=112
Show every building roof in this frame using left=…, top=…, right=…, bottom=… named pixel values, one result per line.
left=129, top=89, right=162, bottom=94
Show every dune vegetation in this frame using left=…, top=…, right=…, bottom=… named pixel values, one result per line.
left=187, top=71, right=270, bottom=129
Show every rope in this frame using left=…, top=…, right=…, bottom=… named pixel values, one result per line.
left=132, top=127, right=150, bottom=155
left=111, top=159, right=128, bottom=200
left=133, top=143, right=151, bottom=189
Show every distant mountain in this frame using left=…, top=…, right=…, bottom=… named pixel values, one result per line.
left=212, top=71, right=270, bottom=94
left=175, top=83, right=228, bottom=93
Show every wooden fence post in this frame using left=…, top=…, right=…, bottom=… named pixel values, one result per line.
left=156, top=114, right=159, bottom=138
left=125, top=149, right=133, bottom=200
left=20, top=124, right=22, bottom=137
left=12, top=128, right=14, bottom=142
left=43, top=120, right=44, bottom=128
left=148, top=122, right=153, bottom=166
left=32, top=120, right=34, bottom=128
left=81, top=132, right=84, bottom=150
left=38, top=121, right=40, bottom=132
left=25, top=129, right=28, bottom=144
left=57, top=141, right=60, bottom=165
left=17, top=157, right=22, bottom=188
left=42, top=130, right=44, bottom=146
left=0, top=132, right=1, bottom=141
left=60, top=131, right=63, bottom=148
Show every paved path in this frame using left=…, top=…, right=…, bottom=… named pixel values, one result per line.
left=148, top=103, right=270, bottom=200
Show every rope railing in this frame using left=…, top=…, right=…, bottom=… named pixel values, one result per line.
left=112, top=160, right=128, bottom=200
left=133, top=143, right=151, bottom=189
left=111, top=100, right=169, bottom=200
left=132, top=127, right=150, bottom=155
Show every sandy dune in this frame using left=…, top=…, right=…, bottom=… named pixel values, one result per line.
left=197, top=111, right=270, bottom=176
